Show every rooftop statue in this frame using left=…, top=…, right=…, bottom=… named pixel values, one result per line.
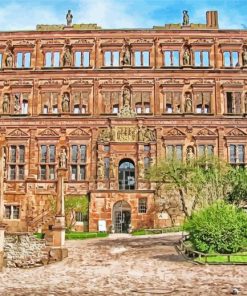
left=66, top=10, right=73, bottom=26
left=183, top=10, right=189, bottom=26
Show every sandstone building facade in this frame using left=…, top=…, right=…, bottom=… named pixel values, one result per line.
left=1, top=11, right=247, bottom=233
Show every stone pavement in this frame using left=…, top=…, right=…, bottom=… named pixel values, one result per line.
left=0, top=233, right=246, bottom=295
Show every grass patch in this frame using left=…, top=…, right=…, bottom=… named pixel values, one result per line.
left=195, top=252, right=247, bottom=264
left=132, top=226, right=182, bottom=236
left=65, top=232, right=108, bottom=240
left=33, top=233, right=45, bottom=239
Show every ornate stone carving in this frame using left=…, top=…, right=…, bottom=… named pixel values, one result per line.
left=183, top=47, right=191, bottom=65
left=139, top=126, right=156, bottom=142
left=59, top=148, right=67, bottom=168
left=197, top=128, right=216, bottom=136
left=62, top=46, right=72, bottom=67
left=138, top=159, right=144, bottom=179
left=14, top=94, right=20, bottom=113
left=66, top=10, right=73, bottom=26
left=167, top=128, right=184, bottom=136
left=2, top=94, right=10, bottom=113
left=70, top=128, right=90, bottom=136
left=118, top=104, right=136, bottom=118
left=182, top=10, right=189, bottom=25
left=62, top=93, right=70, bottom=112
left=121, top=43, right=131, bottom=66
left=109, top=158, right=115, bottom=178
left=97, top=158, right=104, bottom=179
left=39, top=128, right=58, bottom=136
left=8, top=129, right=28, bottom=137
left=118, top=86, right=136, bottom=118
left=98, top=127, right=112, bottom=142
left=184, top=93, right=192, bottom=112
left=243, top=47, right=247, bottom=66
left=227, top=128, right=246, bottom=136
left=113, top=126, right=138, bottom=142
left=5, top=50, right=13, bottom=68
left=186, top=146, right=195, bottom=162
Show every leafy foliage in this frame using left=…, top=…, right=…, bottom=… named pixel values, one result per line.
left=184, top=201, right=247, bottom=253
left=226, top=167, right=247, bottom=205
left=65, top=195, right=89, bottom=230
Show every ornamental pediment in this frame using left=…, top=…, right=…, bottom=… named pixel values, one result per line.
left=197, top=128, right=216, bottom=136
left=7, top=128, right=29, bottom=137
left=38, top=128, right=59, bottom=137
left=69, top=128, right=90, bottom=137
left=226, top=128, right=246, bottom=137
left=166, top=128, right=185, bottom=136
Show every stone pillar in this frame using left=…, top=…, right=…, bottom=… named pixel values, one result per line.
left=0, top=147, right=6, bottom=271
left=52, top=168, right=66, bottom=247
left=0, top=223, right=6, bottom=271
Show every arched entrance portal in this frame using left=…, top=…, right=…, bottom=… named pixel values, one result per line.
left=113, top=201, right=131, bottom=233
left=118, top=159, right=135, bottom=190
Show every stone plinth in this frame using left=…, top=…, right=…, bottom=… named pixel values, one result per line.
left=52, top=215, right=66, bottom=247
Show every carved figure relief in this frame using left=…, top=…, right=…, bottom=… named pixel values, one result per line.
left=122, top=44, right=131, bottom=66
left=122, top=86, right=131, bottom=107
left=14, top=94, right=20, bottom=113
left=62, top=47, right=72, bottom=67
left=97, top=158, right=104, bottom=179
left=243, top=47, right=247, bottom=66
left=59, top=148, right=67, bottom=168
left=182, top=10, right=189, bottom=25
left=118, top=86, right=136, bottom=117
left=138, top=159, right=144, bottom=179
left=186, top=146, right=195, bottom=162
left=109, top=158, right=115, bottom=178
left=183, top=47, right=191, bottom=65
left=139, top=126, right=156, bottom=142
left=66, top=10, right=73, bottom=26
left=184, top=93, right=193, bottom=113
left=2, top=94, right=10, bottom=113
left=5, top=50, right=13, bottom=68
left=114, top=126, right=137, bottom=142
left=62, top=93, right=70, bottom=112
left=98, top=127, right=112, bottom=142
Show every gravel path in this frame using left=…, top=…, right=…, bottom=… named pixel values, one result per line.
left=0, top=233, right=246, bottom=295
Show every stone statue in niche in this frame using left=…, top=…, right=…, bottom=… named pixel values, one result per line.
left=109, top=158, right=115, bottom=178
left=186, top=146, right=195, bottom=163
left=62, top=93, right=70, bottom=112
left=183, top=47, right=190, bottom=65
left=122, top=44, right=131, bottom=66
left=66, top=10, right=73, bottom=26
left=59, top=148, right=67, bottom=168
left=182, top=10, right=189, bottom=25
left=14, top=95, right=20, bottom=113
left=243, top=47, right=247, bottom=66
left=97, top=158, right=104, bottom=179
left=138, top=159, right=144, bottom=179
left=2, top=94, right=9, bottom=113
left=185, top=93, right=193, bottom=113
left=5, top=51, right=13, bottom=68
left=62, top=47, right=72, bottom=67
left=122, top=86, right=131, bottom=106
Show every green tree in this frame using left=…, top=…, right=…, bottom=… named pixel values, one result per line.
left=64, top=195, right=89, bottom=231
left=149, top=157, right=231, bottom=218
left=184, top=201, right=247, bottom=253
left=226, top=167, right=247, bottom=205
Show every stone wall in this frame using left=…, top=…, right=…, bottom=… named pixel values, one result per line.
left=4, top=233, right=49, bottom=268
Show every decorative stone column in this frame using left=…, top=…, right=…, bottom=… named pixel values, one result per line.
left=0, top=223, right=6, bottom=272
left=0, top=147, right=6, bottom=271
left=52, top=168, right=66, bottom=247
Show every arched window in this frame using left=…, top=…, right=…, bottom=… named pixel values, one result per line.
left=119, top=159, right=135, bottom=190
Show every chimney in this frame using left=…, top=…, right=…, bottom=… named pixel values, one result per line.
left=206, top=11, right=219, bottom=29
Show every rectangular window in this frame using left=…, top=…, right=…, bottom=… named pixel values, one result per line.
left=8, top=145, right=26, bottom=180
left=164, top=92, right=182, bottom=113
left=134, top=51, right=150, bottom=67
left=70, top=145, right=87, bottom=180
left=75, top=211, right=84, bottom=222
left=16, top=52, right=31, bottom=68
left=74, top=51, right=90, bottom=67
left=39, top=145, right=56, bottom=180
left=194, top=51, right=209, bottom=67
left=45, top=52, right=60, bottom=67
left=133, top=91, right=151, bottom=114
left=198, top=145, right=214, bottom=157
left=226, top=92, right=242, bottom=114
left=223, top=51, right=239, bottom=67
left=164, top=50, right=179, bottom=67
left=4, top=205, right=20, bottom=219
left=196, top=92, right=211, bottom=114
left=138, top=198, right=147, bottom=214
left=104, top=51, right=120, bottom=67
left=0, top=53, right=2, bottom=68
left=166, top=145, right=183, bottom=160
left=230, top=144, right=245, bottom=165
left=144, top=145, right=150, bottom=152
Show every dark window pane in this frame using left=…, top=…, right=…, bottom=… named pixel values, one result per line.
left=72, top=145, right=78, bottom=163
left=40, top=165, right=46, bottom=180
left=10, top=165, right=16, bottom=180
left=238, top=145, right=245, bottom=163
left=80, top=145, right=86, bottom=162
left=138, top=198, right=147, bottom=213
left=104, top=157, right=110, bottom=179
left=230, top=145, right=236, bottom=163
left=12, top=206, right=20, bottom=219
left=19, top=145, right=25, bottom=163
left=71, top=165, right=77, bottom=180
left=19, top=165, right=24, bottom=180
left=80, top=165, right=86, bottom=180
left=41, top=145, right=47, bottom=163
left=4, top=206, right=11, bottom=219
left=49, top=165, right=55, bottom=180
left=49, top=145, right=55, bottom=162
left=10, top=146, right=17, bottom=162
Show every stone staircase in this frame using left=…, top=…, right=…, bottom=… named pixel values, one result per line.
left=27, top=210, right=55, bottom=233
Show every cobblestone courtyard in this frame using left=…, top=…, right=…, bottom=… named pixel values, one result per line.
left=0, top=233, right=247, bottom=295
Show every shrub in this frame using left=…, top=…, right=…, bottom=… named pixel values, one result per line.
left=184, top=201, right=247, bottom=253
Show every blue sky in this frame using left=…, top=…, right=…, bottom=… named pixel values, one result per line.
left=0, top=0, right=246, bottom=30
